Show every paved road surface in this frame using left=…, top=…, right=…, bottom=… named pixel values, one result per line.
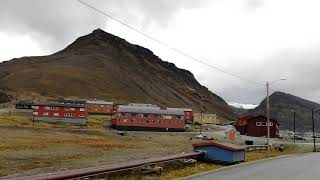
left=184, top=153, right=320, bottom=180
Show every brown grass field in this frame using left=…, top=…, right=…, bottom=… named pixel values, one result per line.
left=0, top=111, right=313, bottom=179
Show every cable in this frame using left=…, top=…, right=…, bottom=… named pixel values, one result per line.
left=77, top=0, right=264, bottom=86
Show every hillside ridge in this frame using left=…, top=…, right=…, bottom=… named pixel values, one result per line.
left=0, top=29, right=236, bottom=120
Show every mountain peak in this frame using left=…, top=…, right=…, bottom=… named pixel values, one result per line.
left=62, top=28, right=126, bottom=52
left=90, top=28, right=124, bottom=41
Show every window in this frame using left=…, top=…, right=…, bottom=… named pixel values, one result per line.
left=46, top=106, right=60, bottom=110
left=141, top=113, right=149, bottom=118
left=80, top=108, right=85, bottom=112
left=176, top=115, right=182, bottom=120
left=164, top=115, right=172, bottom=120
left=119, top=113, right=127, bottom=117
left=33, top=112, right=38, bottom=115
left=64, top=107, right=75, bottom=111
left=64, top=113, right=75, bottom=117
left=43, top=112, right=49, bottom=116
left=256, top=122, right=262, bottom=126
left=261, top=122, right=267, bottom=126
left=269, top=122, right=273, bottom=126
left=131, top=113, right=138, bottom=117
left=33, top=106, right=39, bottom=109
left=154, top=114, right=161, bottom=118
left=53, top=113, right=59, bottom=116
left=79, top=114, right=85, bottom=118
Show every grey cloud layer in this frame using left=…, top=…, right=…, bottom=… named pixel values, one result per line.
left=0, top=0, right=210, bottom=51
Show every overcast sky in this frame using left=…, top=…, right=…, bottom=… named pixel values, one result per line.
left=1, top=0, right=320, bottom=108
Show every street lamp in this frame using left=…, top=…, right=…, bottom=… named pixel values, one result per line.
left=312, top=107, right=320, bottom=152
left=291, top=110, right=296, bottom=143
left=266, top=78, right=286, bottom=158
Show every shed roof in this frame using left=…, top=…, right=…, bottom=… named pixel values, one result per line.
left=192, top=142, right=245, bottom=151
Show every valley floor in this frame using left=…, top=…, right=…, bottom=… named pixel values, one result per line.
left=0, top=109, right=314, bottom=179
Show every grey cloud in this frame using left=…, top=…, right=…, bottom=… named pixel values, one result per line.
left=0, top=0, right=210, bottom=51
left=213, top=47, right=320, bottom=105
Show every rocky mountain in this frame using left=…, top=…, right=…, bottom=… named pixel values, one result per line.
left=245, top=91, right=320, bottom=130
left=0, top=29, right=237, bottom=120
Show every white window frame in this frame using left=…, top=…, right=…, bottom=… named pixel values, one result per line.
left=164, top=115, right=172, bottom=120
left=43, top=112, right=49, bottom=116
left=33, top=106, right=39, bottom=109
left=53, top=113, right=59, bottom=116
left=256, top=122, right=262, bottom=126
left=33, top=112, right=38, bottom=115
left=80, top=108, right=85, bottom=112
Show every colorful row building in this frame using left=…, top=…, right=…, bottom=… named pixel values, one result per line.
left=31, top=100, right=194, bottom=132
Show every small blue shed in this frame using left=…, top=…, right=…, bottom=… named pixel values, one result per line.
left=193, top=142, right=245, bottom=164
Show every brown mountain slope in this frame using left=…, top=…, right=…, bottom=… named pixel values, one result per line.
left=0, top=29, right=236, bottom=120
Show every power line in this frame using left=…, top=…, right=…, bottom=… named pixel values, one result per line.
left=77, top=0, right=263, bottom=86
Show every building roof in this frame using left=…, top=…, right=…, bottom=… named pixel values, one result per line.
left=34, top=101, right=85, bottom=108
left=128, top=103, right=158, bottom=107
left=86, top=100, right=113, bottom=105
left=167, top=108, right=192, bottom=112
left=16, top=102, right=35, bottom=106
left=61, top=98, right=87, bottom=104
left=192, top=142, right=245, bottom=151
left=238, top=115, right=279, bottom=125
left=117, top=105, right=186, bottom=115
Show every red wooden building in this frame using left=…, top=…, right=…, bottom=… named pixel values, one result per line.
left=236, top=115, right=279, bottom=138
left=112, top=104, right=188, bottom=132
left=32, top=101, right=87, bottom=125
left=166, top=108, right=193, bottom=124
left=86, top=100, right=114, bottom=115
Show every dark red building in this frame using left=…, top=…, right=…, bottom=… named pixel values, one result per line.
left=86, top=100, right=114, bottom=115
left=112, top=104, right=187, bottom=132
left=166, top=108, right=193, bottom=124
left=33, top=101, right=87, bottom=125
left=236, top=115, right=279, bottom=138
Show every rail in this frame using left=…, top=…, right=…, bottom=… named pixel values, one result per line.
left=7, top=151, right=204, bottom=180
